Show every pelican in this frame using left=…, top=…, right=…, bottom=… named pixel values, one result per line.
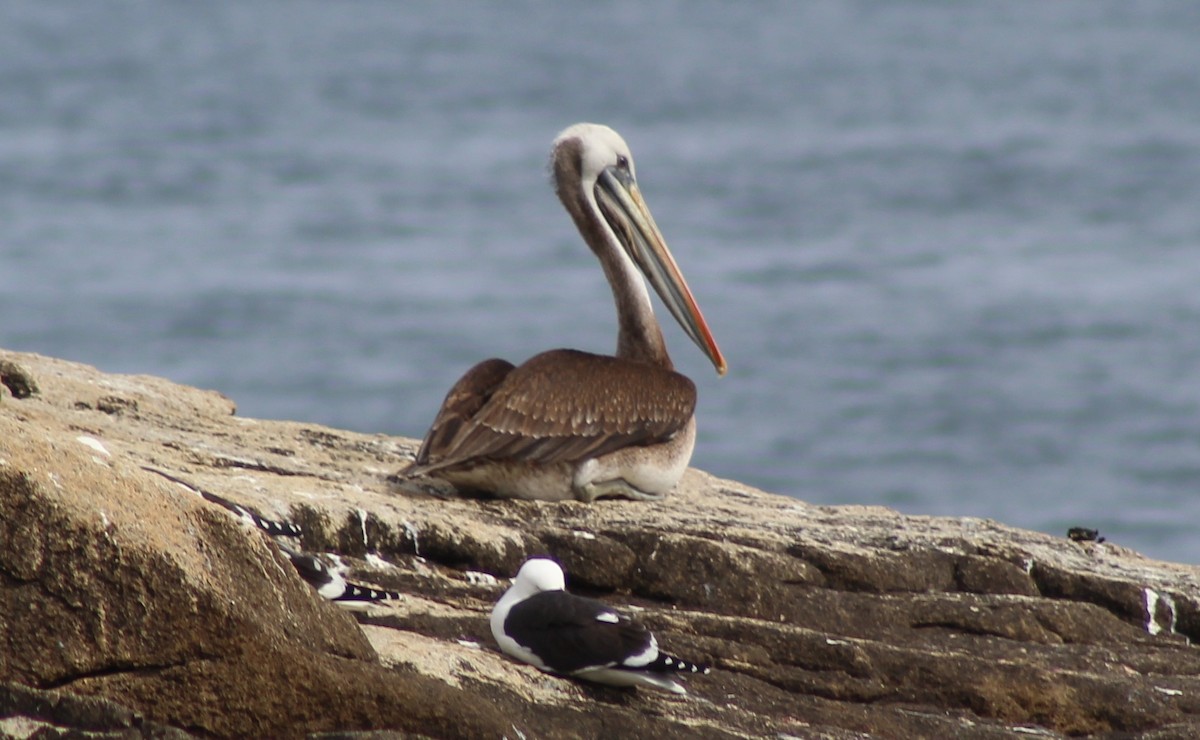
left=402, top=123, right=726, bottom=501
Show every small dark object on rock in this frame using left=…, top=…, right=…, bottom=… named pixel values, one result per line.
left=98, top=394, right=139, bottom=415
left=0, top=359, right=39, bottom=398
left=1068, top=527, right=1106, bottom=544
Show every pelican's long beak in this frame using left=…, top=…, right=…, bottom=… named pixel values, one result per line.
left=597, top=167, right=727, bottom=376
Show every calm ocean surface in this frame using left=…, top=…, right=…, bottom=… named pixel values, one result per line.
left=3, top=2, right=1199, bottom=562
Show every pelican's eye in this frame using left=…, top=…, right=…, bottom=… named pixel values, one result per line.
left=616, top=155, right=630, bottom=171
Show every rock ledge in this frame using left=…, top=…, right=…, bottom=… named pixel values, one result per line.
left=2, top=349, right=1199, bottom=738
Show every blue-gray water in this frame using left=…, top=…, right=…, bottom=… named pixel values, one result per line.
left=4, top=2, right=1199, bottom=562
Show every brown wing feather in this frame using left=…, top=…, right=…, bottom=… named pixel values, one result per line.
left=410, top=349, right=695, bottom=474
left=409, top=358, right=515, bottom=469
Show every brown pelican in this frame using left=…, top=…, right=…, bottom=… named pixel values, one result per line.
left=402, top=123, right=725, bottom=501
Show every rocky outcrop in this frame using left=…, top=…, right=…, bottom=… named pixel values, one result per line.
left=2, top=348, right=1199, bottom=738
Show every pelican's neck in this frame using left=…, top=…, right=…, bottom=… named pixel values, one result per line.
left=553, top=141, right=673, bottom=370
left=600, top=234, right=673, bottom=369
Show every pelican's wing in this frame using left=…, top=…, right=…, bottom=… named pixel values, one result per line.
left=411, top=357, right=516, bottom=468
left=409, top=349, right=695, bottom=473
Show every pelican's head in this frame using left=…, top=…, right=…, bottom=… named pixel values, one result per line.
left=551, top=123, right=727, bottom=376
left=554, top=122, right=640, bottom=189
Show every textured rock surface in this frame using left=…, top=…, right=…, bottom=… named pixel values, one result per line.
left=2, top=348, right=1200, bottom=738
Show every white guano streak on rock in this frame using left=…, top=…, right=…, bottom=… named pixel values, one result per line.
left=75, top=435, right=111, bottom=457
left=1143, top=587, right=1174, bottom=635
left=1145, top=588, right=1178, bottom=637
left=357, top=508, right=369, bottom=549
left=1144, top=588, right=1160, bottom=634
left=76, top=435, right=112, bottom=464
left=403, top=520, right=421, bottom=556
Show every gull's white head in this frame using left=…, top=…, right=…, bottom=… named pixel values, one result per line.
left=513, top=557, right=567, bottom=594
